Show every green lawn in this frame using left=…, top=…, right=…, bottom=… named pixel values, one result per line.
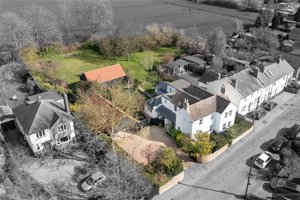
left=22, top=47, right=177, bottom=90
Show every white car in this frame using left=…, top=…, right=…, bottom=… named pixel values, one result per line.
left=254, top=151, right=273, bottom=169
left=81, top=171, right=106, bottom=192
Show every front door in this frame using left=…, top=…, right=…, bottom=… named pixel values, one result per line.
left=43, top=142, right=51, bottom=152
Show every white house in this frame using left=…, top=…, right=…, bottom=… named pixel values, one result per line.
left=207, top=59, right=294, bottom=115
left=13, top=95, right=75, bottom=156
left=145, top=84, right=237, bottom=138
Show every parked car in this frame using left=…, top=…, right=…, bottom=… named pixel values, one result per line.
left=270, top=178, right=300, bottom=194
left=269, top=137, right=289, bottom=153
left=81, top=171, right=106, bottom=192
left=252, top=108, right=267, bottom=120
left=284, top=85, right=298, bottom=94
left=285, top=124, right=300, bottom=139
left=254, top=151, right=273, bottom=169
left=263, top=101, right=278, bottom=111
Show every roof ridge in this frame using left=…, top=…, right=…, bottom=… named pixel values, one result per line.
left=27, top=102, right=43, bottom=134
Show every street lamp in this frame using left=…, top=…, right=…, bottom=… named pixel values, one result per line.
left=244, top=99, right=260, bottom=199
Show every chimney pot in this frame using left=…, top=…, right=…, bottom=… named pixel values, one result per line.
left=221, top=84, right=226, bottom=94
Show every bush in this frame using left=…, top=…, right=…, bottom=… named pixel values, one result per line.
left=226, top=116, right=252, bottom=139
left=211, top=134, right=231, bottom=151
left=176, top=133, right=188, bottom=148
left=145, top=147, right=183, bottom=186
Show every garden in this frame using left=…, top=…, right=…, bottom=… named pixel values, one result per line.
left=168, top=115, right=253, bottom=160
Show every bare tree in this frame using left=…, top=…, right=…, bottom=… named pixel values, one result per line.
left=0, top=12, right=33, bottom=55
left=233, top=17, right=244, bottom=34
left=207, top=27, right=226, bottom=57
left=61, top=0, right=113, bottom=42
left=23, top=4, right=62, bottom=53
left=180, top=26, right=207, bottom=55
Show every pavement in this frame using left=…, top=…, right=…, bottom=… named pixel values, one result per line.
left=153, top=91, right=300, bottom=200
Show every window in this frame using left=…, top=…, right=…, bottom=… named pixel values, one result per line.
left=222, top=123, right=226, bottom=130
left=228, top=121, right=231, bottom=127
left=209, top=125, right=213, bottom=132
left=225, top=112, right=228, bottom=118
left=211, top=114, right=214, bottom=120
left=57, top=135, right=71, bottom=145
left=58, top=125, right=67, bottom=133
left=36, top=131, right=45, bottom=139
left=242, top=106, right=246, bottom=112
left=36, top=144, right=40, bottom=150
left=199, top=119, right=203, bottom=125
left=229, top=110, right=232, bottom=116
left=165, top=100, right=167, bottom=103
left=174, top=105, right=177, bottom=111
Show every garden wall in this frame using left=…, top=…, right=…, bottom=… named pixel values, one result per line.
left=158, top=171, right=184, bottom=194
left=198, top=126, right=253, bottom=163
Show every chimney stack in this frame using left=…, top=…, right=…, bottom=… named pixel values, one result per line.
left=183, top=98, right=189, bottom=110
left=221, top=84, right=226, bottom=94
left=252, top=67, right=259, bottom=78
left=258, top=64, right=265, bottom=73
left=63, top=93, right=70, bottom=114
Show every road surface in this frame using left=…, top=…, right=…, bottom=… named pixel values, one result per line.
left=0, top=0, right=257, bottom=34
left=153, top=91, right=300, bottom=200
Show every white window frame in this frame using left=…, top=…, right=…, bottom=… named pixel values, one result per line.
left=225, top=112, right=228, bottom=118
left=222, top=123, right=226, bottom=130
left=209, top=125, right=213, bottom=132
left=36, top=130, right=45, bottom=139
left=211, top=113, right=214, bottom=120
left=229, top=110, right=232, bottom=116
left=58, top=125, right=67, bottom=133
left=228, top=121, right=231, bottom=127
left=199, top=119, right=203, bottom=125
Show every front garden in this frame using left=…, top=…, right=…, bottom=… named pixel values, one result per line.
left=168, top=115, right=253, bottom=160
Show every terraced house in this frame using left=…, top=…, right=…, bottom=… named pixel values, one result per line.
left=207, top=58, right=294, bottom=115
left=144, top=79, right=237, bottom=138
left=13, top=93, right=75, bottom=156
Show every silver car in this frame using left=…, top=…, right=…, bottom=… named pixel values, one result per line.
left=254, top=151, right=273, bottom=169
left=81, top=171, right=106, bottom=192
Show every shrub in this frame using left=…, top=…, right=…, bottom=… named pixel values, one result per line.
left=203, top=0, right=238, bottom=9
left=176, top=133, right=188, bottom=148
left=211, top=134, right=231, bottom=151
left=189, top=133, right=216, bottom=158
left=145, top=147, right=183, bottom=186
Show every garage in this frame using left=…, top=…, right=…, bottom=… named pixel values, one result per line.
left=0, top=106, right=16, bottom=133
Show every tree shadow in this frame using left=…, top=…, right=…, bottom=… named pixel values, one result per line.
left=178, top=182, right=239, bottom=196
left=260, top=139, right=273, bottom=151
left=276, top=128, right=288, bottom=138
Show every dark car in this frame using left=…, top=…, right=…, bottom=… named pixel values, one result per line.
left=270, top=178, right=300, bottom=194
left=284, top=85, right=298, bottom=94
left=269, top=137, right=288, bottom=153
left=263, top=101, right=278, bottom=111
left=285, top=124, right=300, bottom=139
left=252, top=108, right=267, bottom=120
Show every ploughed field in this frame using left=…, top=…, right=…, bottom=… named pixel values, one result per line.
left=0, top=0, right=257, bottom=34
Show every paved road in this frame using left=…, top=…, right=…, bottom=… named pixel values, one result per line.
left=0, top=0, right=257, bottom=34
left=153, top=91, right=300, bottom=200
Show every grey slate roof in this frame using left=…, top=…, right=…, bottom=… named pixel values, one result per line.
left=173, top=59, right=189, bottom=67
left=220, top=59, right=294, bottom=98
left=155, top=105, right=176, bottom=123
left=156, top=82, right=168, bottom=95
left=13, top=100, right=72, bottom=135
left=28, top=90, right=63, bottom=102
left=182, top=56, right=206, bottom=65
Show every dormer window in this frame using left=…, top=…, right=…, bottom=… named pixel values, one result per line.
left=36, top=131, right=45, bottom=139
left=58, top=125, right=67, bottom=133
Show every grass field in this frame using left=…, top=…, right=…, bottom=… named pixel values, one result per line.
left=22, top=46, right=177, bottom=90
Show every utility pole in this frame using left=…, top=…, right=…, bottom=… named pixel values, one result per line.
left=244, top=99, right=259, bottom=199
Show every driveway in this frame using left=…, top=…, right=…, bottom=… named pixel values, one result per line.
left=153, top=91, right=300, bottom=200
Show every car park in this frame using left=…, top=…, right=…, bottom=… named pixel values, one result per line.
left=262, top=101, right=278, bottom=111
left=254, top=151, right=273, bottom=169
left=252, top=108, right=267, bottom=120
left=81, top=171, right=106, bottom=192
left=285, top=124, right=300, bottom=139
left=270, top=178, right=300, bottom=194
left=269, top=137, right=289, bottom=153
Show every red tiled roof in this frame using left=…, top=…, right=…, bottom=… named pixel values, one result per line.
left=83, top=64, right=126, bottom=83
